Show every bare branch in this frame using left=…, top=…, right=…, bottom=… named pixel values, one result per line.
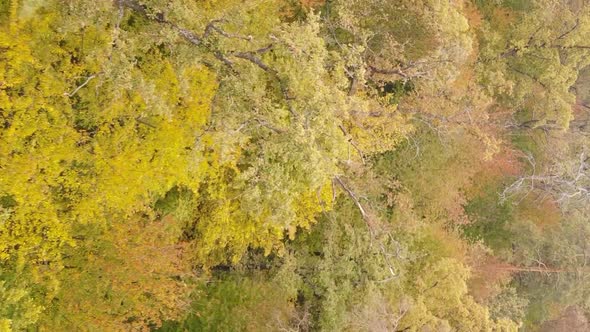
left=135, top=117, right=157, bottom=128
left=175, top=26, right=203, bottom=45
left=253, top=118, right=285, bottom=133
left=556, top=18, right=580, bottom=40
left=214, top=51, right=236, bottom=71
left=368, top=65, right=424, bottom=80
left=252, top=44, right=274, bottom=54
left=64, top=75, right=96, bottom=97
left=231, top=51, right=272, bottom=72
left=334, top=176, right=369, bottom=222
left=209, top=24, right=253, bottom=42
left=203, top=19, right=227, bottom=39
left=338, top=124, right=366, bottom=164
left=507, top=64, right=548, bottom=89
left=333, top=176, right=397, bottom=278
left=502, top=150, right=590, bottom=206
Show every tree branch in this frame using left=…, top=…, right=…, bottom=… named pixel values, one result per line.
left=230, top=51, right=272, bottom=72
left=135, top=117, right=157, bottom=128
left=556, top=18, right=580, bottom=40
left=334, top=176, right=369, bottom=222
left=120, top=0, right=297, bottom=120
left=209, top=24, right=252, bottom=42
left=338, top=124, right=365, bottom=164
left=507, top=64, right=548, bottom=89
left=64, top=75, right=96, bottom=97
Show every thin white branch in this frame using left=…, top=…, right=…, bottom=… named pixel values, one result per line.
left=64, top=75, right=96, bottom=97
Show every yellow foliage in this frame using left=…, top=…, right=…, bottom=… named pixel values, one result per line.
left=0, top=6, right=217, bottom=327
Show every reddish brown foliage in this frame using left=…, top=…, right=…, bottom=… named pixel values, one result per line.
left=516, top=194, right=561, bottom=230
left=467, top=146, right=522, bottom=198
left=468, top=254, right=514, bottom=301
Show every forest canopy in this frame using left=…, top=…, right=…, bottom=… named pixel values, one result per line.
left=1, top=0, right=590, bottom=331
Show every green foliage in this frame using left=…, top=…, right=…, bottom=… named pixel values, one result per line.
left=329, top=0, right=472, bottom=70
left=157, top=145, right=521, bottom=330
left=0, top=0, right=9, bottom=23
left=373, top=126, right=480, bottom=225
left=488, top=287, right=529, bottom=323
left=154, top=186, right=196, bottom=222
left=0, top=0, right=406, bottom=327
left=476, top=0, right=590, bottom=129
left=158, top=272, right=297, bottom=332
left=0, top=262, right=45, bottom=331
left=463, top=183, right=515, bottom=251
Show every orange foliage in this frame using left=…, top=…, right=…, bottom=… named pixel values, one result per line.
left=451, top=2, right=482, bottom=91
left=515, top=195, right=561, bottom=230
left=490, top=7, right=517, bottom=29
left=108, top=215, right=192, bottom=323
left=462, top=1, right=483, bottom=29
left=484, top=147, right=522, bottom=177
left=467, top=252, right=513, bottom=302
left=467, top=146, right=522, bottom=197
left=468, top=252, right=565, bottom=302
left=50, top=216, right=192, bottom=331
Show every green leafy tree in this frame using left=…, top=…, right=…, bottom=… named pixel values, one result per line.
left=477, top=0, right=590, bottom=130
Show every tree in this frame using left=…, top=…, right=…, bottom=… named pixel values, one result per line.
left=40, top=217, right=192, bottom=331
left=0, top=0, right=216, bottom=327
left=476, top=0, right=590, bottom=130
left=326, top=0, right=473, bottom=87
left=114, top=0, right=410, bottom=266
